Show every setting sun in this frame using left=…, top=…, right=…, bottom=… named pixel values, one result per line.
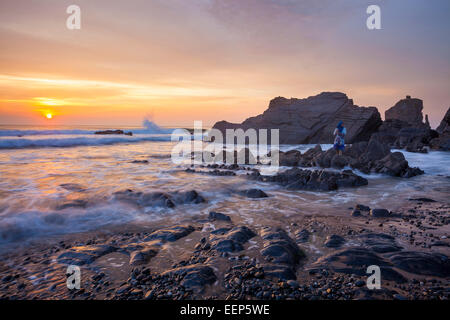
left=46, top=113, right=52, bottom=119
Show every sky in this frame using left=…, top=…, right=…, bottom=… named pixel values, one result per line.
left=0, top=0, right=449, bottom=128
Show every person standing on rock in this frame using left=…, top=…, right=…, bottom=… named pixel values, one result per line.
left=333, top=121, right=346, bottom=155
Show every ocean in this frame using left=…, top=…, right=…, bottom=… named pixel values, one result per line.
left=0, top=122, right=449, bottom=249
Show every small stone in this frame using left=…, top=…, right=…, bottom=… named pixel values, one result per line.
left=355, top=280, right=365, bottom=287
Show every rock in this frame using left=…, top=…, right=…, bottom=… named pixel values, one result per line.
left=259, top=264, right=297, bottom=281
left=324, top=235, right=345, bottom=248
left=94, top=129, right=133, bottom=136
left=129, top=247, right=158, bottom=266
left=213, top=92, right=382, bottom=144
left=260, top=227, right=305, bottom=266
left=355, top=280, right=365, bottom=287
left=59, top=183, right=86, bottom=192
left=355, top=204, right=371, bottom=212
left=351, top=210, right=361, bottom=217
left=144, top=225, right=194, bottom=242
left=279, top=150, right=302, bottom=166
left=408, top=197, right=436, bottom=203
left=371, top=97, right=438, bottom=151
left=430, top=107, right=450, bottom=151
left=57, top=245, right=117, bottom=265
left=252, top=167, right=368, bottom=191
left=358, top=233, right=402, bottom=253
left=372, top=152, right=424, bottom=177
left=286, top=280, right=300, bottom=289
left=286, top=140, right=423, bottom=178
left=208, top=211, right=231, bottom=222
left=131, top=160, right=149, bottom=164
left=295, top=229, right=310, bottom=243
left=161, top=264, right=217, bottom=290
left=330, top=155, right=350, bottom=169
left=114, top=189, right=205, bottom=208
left=55, top=199, right=89, bottom=210
left=370, top=209, right=390, bottom=218
left=210, top=226, right=256, bottom=253
left=385, top=96, right=429, bottom=128
left=243, top=189, right=268, bottom=198
left=308, top=248, right=407, bottom=283
left=387, top=251, right=450, bottom=277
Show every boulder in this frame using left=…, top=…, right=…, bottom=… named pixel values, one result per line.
left=387, top=251, right=450, bottom=277
left=370, top=208, right=390, bottom=218
left=324, top=234, right=345, bottom=248
left=209, top=226, right=256, bottom=253
left=259, top=227, right=305, bottom=280
left=144, top=225, right=195, bottom=242
left=242, top=188, right=268, bottom=198
left=208, top=211, right=232, bottom=222
left=161, top=264, right=217, bottom=290
left=213, top=92, right=382, bottom=144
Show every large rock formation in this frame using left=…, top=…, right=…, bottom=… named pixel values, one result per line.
left=430, top=107, right=450, bottom=151
left=372, top=96, right=436, bottom=152
left=385, top=96, right=429, bottom=127
left=213, top=92, right=382, bottom=144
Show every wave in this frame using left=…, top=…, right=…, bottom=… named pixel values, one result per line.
left=0, top=119, right=172, bottom=137
left=0, top=135, right=172, bottom=149
left=0, top=129, right=96, bottom=137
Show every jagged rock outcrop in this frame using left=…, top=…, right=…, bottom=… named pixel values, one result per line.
left=278, top=139, right=424, bottom=178
left=250, top=167, right=368, bottom=191
left=430, top=107, right=450, bottom=151
left=213, top=92, right=382, bottom=144
left=372, top=96, right=437, bottom=152
left=385, top=96, right=429, bottom=127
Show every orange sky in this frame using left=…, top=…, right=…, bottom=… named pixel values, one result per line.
left=0, top=0, right=449, bottom=128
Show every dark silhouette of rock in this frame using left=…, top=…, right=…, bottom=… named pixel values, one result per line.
left=355, top=204, right=371, bottom=211
left=358, top=233, right=402, bottom=253
left=279, top=139, right=423, bottom=178
left=259, top=227, right=305, bottom=280
left=370, top=208, right=390, bottom=218
left=242, top=188, right=268, bottom=198
left=213, top=92, right=382, bottom=144
left=387, top=251, right=450, bottom=277
left=161, top=264, right=217, bottom=290
left=113, top=189, right=205, bottom=208
left=94, top=129, right=133, bottom=136
left=209, top=226, right=256, bottom=253
left=371, top=96, right=438, bottom=152
left=251, top=167, right=368, bottom=191
left=308, top=248, right=407, bottom=283
left=57, top=245, right=117, bottom=265
left=129, top=247, right=159, bottom=266
left=208, top=211, right=231, bottom=222
left=295, top=229, right=310, bottom=243
left=385, top=96, right=429, bottom=127
left=144, top=225, right=195, bottom=242
left=324, top=234, right=345, bottom=248
left=430, top=107, right=450, bottom=151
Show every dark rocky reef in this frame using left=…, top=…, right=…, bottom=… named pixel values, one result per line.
left=94, top=129, right=133, bottom=136
left=279, top=138, right=424, bottom=178
left=250, top=167, right=368, bottom=191
left=113, top=189, right=205, bottom=208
